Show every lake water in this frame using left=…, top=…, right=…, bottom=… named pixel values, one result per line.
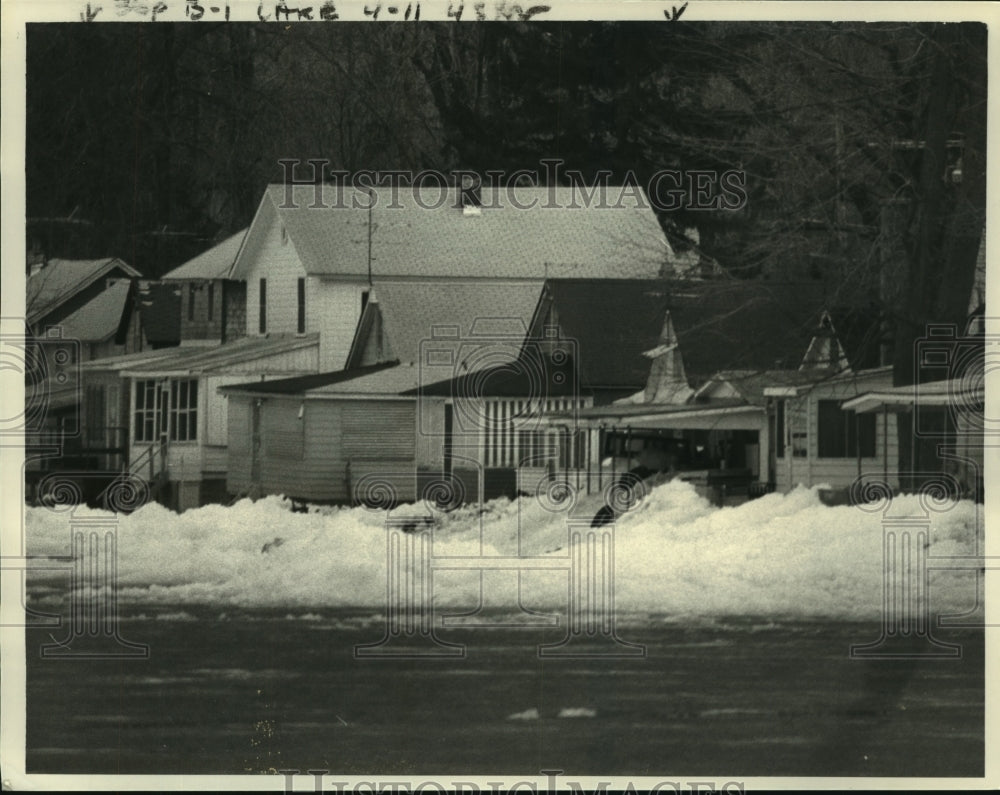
left=24, top=605, right=984, bottom=779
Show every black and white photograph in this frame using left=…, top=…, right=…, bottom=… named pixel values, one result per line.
left=0, top=1, right=995, bottom=790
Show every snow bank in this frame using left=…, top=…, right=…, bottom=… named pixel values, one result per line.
left=24, top=480, right=983, bottom=620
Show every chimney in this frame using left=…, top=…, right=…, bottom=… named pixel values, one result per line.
left=459, top=172, right=482, bottom=216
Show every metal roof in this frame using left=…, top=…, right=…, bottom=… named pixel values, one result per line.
left=120, top=333, right=319, bottom=377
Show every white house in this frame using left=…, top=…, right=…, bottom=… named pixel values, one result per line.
left=229, top=183, right=675, bottom=373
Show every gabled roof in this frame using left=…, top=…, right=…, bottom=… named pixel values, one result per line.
left=161, top=228, right=248, bottom=280
left=536, top=279, right=669, bottom=388
left=26, top=258, right=140, bottom=324
left=354, top=280, right=544, bottom=367
left=56, top=280, right=132, bottom=343
left=693, top=369, right=817, bottom=407
left=666, top=281, right=883, bottom=381
left=121, top=333, right=319, bottom=377
left=135, top=281, right=182, bottom=346
left=232, top=185, right=672, bottom=281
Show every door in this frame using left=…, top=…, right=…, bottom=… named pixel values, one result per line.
left=250, top=399, right=262, bottom=486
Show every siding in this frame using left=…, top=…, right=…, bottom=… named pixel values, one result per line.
left=244, top=209, right=307, bottom=337
left=227, top=397, right=419, bottom=503
left=179, top=279, right=225, bottom=341
left=205, top=375, right=252, bottom=446
left=226, top=397, right=252, bottom=493
left=774, top=373, right=899, bottom=492
left=308, top=278, right=368, bottom=371
left=222, top=280, right=247, bottom=343
left=416, top=398, right=445, bottom=468
left=342, top=403, right=414, bottom=459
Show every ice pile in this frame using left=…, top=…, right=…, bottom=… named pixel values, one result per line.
left=23, top=479, right=984, bottom=620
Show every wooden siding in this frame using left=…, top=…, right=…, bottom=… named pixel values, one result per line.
left=226, top=397, right=252, bottom=493
left=342, top=403, right=414, bottom=459
left=263, top=399, right=305, bottom=459
left=308, top=278, right=368, bottom=371
left=226, top=396, right=419, bottom=502
left=205, top=375, right=250, bottom=446
left=216, top=342, right=319, bottom=375
left=202, top=444, right=228, bottom=475
left=243, top=208, right=307, bottom=337
left=416, top=398, right=445, bottom=468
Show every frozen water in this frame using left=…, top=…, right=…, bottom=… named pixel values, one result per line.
left=24, top=479, right=983, bottom=620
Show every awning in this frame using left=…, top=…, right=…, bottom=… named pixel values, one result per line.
left=841, top=379, right=983, bottom=414
left=543, top=401, right=765, bottom=431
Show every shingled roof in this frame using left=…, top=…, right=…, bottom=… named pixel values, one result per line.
left=26, top=257, right=140, bottom=324
left=233, top=184, right=673, bottom=281
left=57, top=279, right=132, bottom=343
left=161, top=228, right=248, bottom=280
left=536, top=279, right=670, bottom=389
left=363, top=280, right=545, bottom=367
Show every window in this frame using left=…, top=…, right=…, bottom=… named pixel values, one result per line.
left=259, top=278, right=267, bottom=334
left=188, top=284, right=196, bottom=321
left=207, top=282, right=215, bottom=321
left=817, top=399, right=875, bottom=458
left=134, top=380, right=158, bottom=443
left=297, top=278, right=306, bottom=334
left=775, top=399, right=785, bottom=458
left=170, top=379, right=198, bottom=442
